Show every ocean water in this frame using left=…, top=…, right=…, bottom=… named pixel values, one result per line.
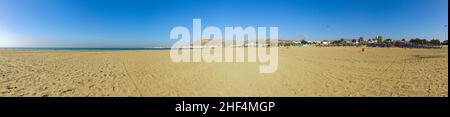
left=0, top=48, right=171, bottom=51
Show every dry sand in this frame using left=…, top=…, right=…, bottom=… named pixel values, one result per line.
left=0, top=47, right=448, bottom=97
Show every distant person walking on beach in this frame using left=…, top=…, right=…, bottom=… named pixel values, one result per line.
left=362, top=47, right=366, bottom=52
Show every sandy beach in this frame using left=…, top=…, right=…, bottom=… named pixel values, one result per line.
left=0, top=47, right=447, bottom=97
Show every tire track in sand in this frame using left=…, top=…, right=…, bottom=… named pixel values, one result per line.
left=121, top=56, right=143, bottom=97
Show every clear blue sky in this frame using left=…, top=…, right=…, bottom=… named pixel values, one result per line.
left=0, top=0, right=448, bottom=47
